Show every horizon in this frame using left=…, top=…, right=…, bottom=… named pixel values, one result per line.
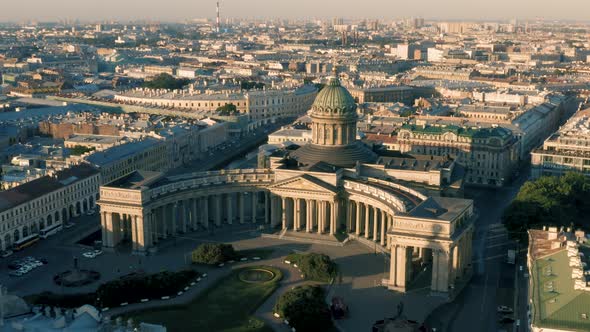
left=2, top=0, right=590, bottom=23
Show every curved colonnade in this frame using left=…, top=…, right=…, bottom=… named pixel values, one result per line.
left=98, top=168, right=474, bottom=294
left=98, top=169, right=420, bottom=253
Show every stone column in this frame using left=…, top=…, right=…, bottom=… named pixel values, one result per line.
left=380, top=210, right=386, bottom=246
left=281, top=197, right=287, bottom=229
left=452, top=245, right=459, bottom=280
left=311, top=200, right=317, bottom=231
left=355, top=202, right=361, bottom=236
left=252, top=192, right=258, bottom=223
left=135, top=215, right=146, bottom=253
left=226, top=194, right=233, bottom=225
left=191, top=198, right=198, bottom=231
left=202, top=197, right=209, bottom=229
left=104, top=212, right=114, bottom=248
left=293, top=198, right=300, bottom=231
left=180, top=200, right=187, bottom=233
left=306, top=199, right=312, bottom=233
left=317, top=201, right=324, bottom=234
left=330, top=201, right=336, bottom=235
left=215, top=195, right=222, bottom=227
left=394, top=245, right=413, bottom=291
left=171, top=203, right=177, bottom=235
left=347, top=201, right=353, bottom=232
left=389, top=245, right=398, bottom=288
left=365, top=204, right=370, bottom=239
left=264, top=192, right=270, bottom=224
left=373, top=208, right=379, bottom=242
left=239, top=193, right=245, bottom=224
left=131, top=215, right=138, bottom=251
left=431, top=250, right=439, bottom=291
left=437, top=250, right=450, bottom=292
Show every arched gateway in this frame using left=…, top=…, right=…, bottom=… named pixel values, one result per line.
left=98, top=76, right=475, bottom=296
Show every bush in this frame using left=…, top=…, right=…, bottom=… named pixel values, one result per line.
left=191, top=243, right=237, bottom=265
left=285, top=253, right=337, bottom=282
left=274, top=285, right=332, bottom=332
left=95, top=270, right=197, bottom=307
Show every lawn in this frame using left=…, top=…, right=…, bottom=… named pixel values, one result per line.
left=126, top=266, right=282, bottom=332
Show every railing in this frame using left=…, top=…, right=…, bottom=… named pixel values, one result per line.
left=343, top=180, right=407, bottom=213
left=150, top=169, right=275, bottom=199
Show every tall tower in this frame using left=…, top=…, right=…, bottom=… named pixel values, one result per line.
left=216, top=1, right=220, bottom=33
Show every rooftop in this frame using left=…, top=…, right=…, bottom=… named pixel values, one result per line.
left=85, top=137, right=162, bottom=167
left=0, top=164, right=99, bottom=213
left=407, top=196, right=472, bottom=222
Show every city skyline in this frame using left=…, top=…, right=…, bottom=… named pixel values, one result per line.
left=2, top=0, right=590, bottom=22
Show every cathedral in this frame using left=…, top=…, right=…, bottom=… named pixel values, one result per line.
left=98, top=76, right=474, bottom=296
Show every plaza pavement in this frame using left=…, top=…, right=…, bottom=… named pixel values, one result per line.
left=1, top=216, right=445, bottom=332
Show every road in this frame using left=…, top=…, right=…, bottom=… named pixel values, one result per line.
left=168, top=117, right=294, bottom=174
left=425, top=170, right=529, bottom=332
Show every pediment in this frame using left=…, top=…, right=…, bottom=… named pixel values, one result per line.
left=268, top=174, right=337, bottom=194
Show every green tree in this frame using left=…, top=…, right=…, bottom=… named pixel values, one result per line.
left=68, top=145, right=95, bottom=156
left=285, top=253, right=337, bottom=282
left=502, top=172, right=590, bottom=240
left=191, top=243, right=236, bottom=265
left=216, top=103, right=238, bottom=116
left=142, top=73, right=189, bottom=90
left=274, top=285, right=332, bottom=332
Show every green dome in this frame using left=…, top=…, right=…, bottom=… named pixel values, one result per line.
left=311, top=77, right=357, bottom=115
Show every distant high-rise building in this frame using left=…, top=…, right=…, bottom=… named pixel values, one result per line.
left=216, top=1, right=221, bottom=33
left=95, top=24, right=102, bottom=32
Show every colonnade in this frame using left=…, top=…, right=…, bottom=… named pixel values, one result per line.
left=268, top=196, right=340, bottom=235
left=101, top=191, right=272, bottom=253
left=346, top=200, right=393, bottom=247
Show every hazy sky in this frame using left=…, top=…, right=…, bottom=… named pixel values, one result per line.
left=2, top=0, right=590, bottom=22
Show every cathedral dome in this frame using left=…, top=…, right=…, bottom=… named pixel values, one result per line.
left=311, top=77, right=357, bottom=116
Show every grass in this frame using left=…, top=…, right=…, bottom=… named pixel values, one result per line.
left=126, top=266, right=282, bottom=332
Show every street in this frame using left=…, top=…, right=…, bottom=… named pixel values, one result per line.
left=425, top=170, right=530, bottom=332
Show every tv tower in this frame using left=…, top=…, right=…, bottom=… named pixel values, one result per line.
left=216, top=1, right=220, bottom=33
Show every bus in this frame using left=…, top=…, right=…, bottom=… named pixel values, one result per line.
left=39, top=223, right=63, bottom=239
left=13, top=234, right=40, bottom=251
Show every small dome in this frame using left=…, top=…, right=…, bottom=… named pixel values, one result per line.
left=311, top=77, right=357, bottom=116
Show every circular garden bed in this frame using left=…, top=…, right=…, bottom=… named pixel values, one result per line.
left=238, top=268, right=275, bottom=283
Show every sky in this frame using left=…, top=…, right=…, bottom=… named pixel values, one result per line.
left=2, top=0, right=590, bottom=22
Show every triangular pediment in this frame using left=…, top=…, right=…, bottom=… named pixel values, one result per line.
left=268, top=174, right=337, bottom=194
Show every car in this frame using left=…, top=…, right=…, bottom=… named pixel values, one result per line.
left=9, top=271, right=23, bottom=277
left=1, top=250, right=13, bottom=258
left=65, top=222, right=75, bottom=229
left=93, top=250, right=103, bottom=256
left=497, top=306, right=514, bottom=314
left=82, top=251, right=96, bottom=258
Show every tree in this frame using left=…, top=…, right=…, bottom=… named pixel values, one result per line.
left=285, top=253, right=337, bottom=282
left=502, top=172, right=590, bottom=240
left=68, top=145, right=95, bottom=156
left=240, top=81, right=265, bottom=91
left=274, top=285, right=332, bottom=332
left=142, top=73, right=189, bottom=90
left=216, top=103, right=239, bottom=116
left=191, top=243, right=236, bottom=265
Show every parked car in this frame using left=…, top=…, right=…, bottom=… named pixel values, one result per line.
left=82, top=251, right=96, bottom=258
left=0, top=250, right=13, bottom=258
left=497, top=306, right=514, bottom=314
left=65, top=222, right=75, bottom=229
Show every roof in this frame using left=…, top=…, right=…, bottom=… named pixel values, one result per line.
left=407, top=196, right=472, bottom=222
left=311, top=77, right=357, bottom=116
left=401, top=123, right=513, bottom=139
left=532, top=248, right=590, bottom=331
left=85, top=137, right=162, bottom=167
left=0, top=164, right=99, bottom=213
